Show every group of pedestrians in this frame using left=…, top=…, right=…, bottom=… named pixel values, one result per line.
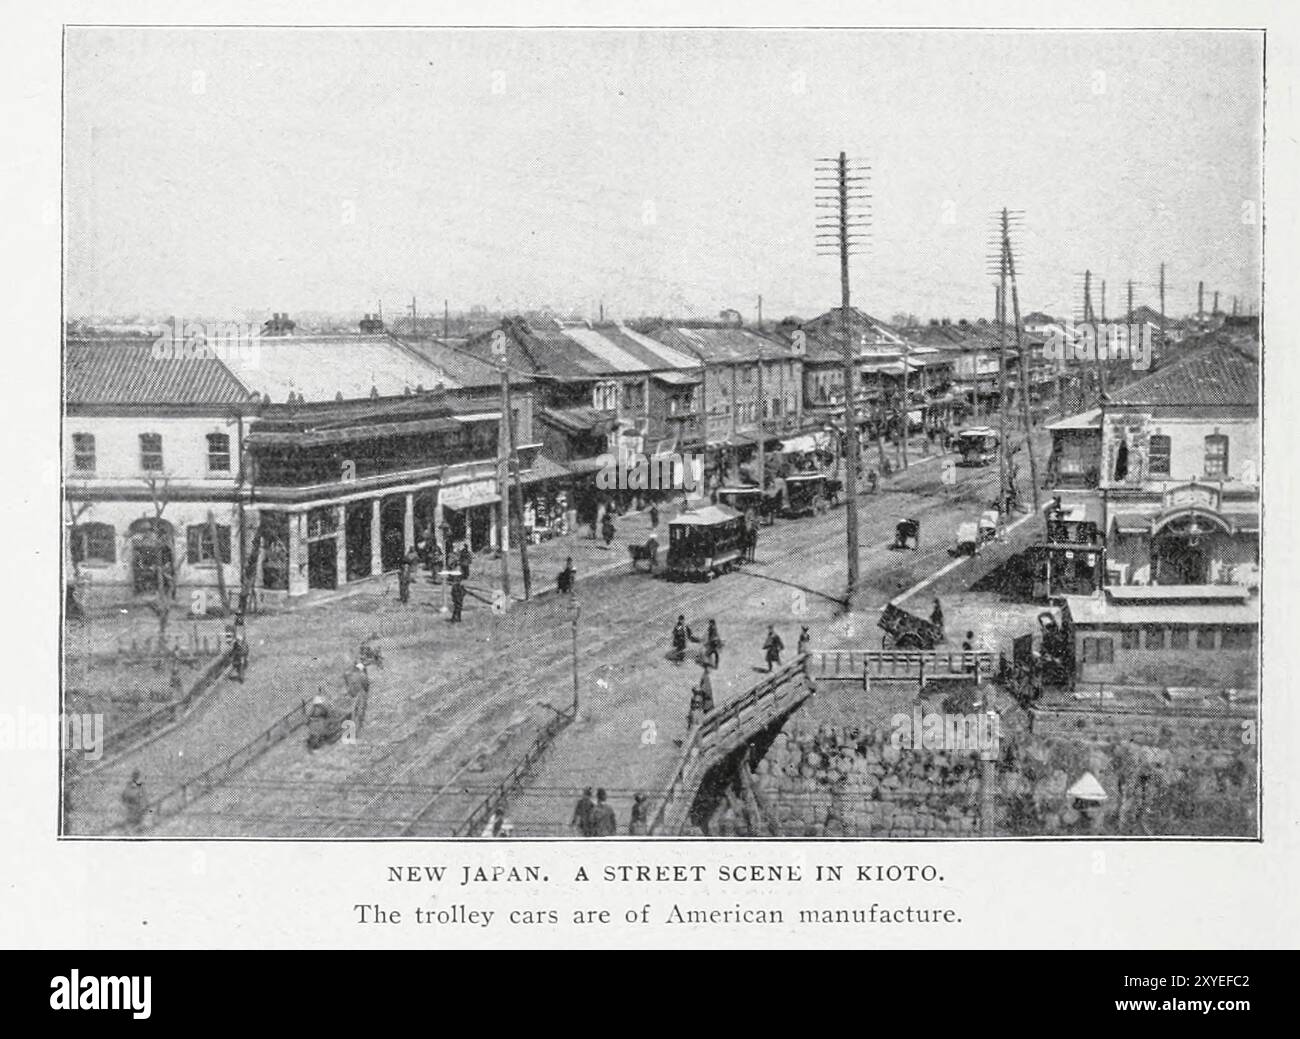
left=571, top=787, right=649, bottom=836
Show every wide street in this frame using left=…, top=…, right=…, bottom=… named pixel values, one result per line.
left=70, top=436, right=1049, bottom=839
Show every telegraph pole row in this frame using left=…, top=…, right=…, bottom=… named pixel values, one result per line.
left=816, top=152, right=871, bottom=608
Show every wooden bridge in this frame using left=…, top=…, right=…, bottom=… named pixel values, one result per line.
left=647, top=656, right=816, bottom=835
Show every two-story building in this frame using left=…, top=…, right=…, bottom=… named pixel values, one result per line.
left=65, top=330, right=533, bottom=608
left=64, top=339, right=257, bottom=609
left=1043, top=337, right=1259, bottom=590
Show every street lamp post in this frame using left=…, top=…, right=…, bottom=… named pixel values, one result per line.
left=570, top=597, right=581, bottom=718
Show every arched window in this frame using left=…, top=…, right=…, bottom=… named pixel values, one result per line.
left=1148, top=434, right=1171, bottom=476
left=1113, top=440, right=1129, bottom=481
left=70, top=522, right=116, bottom=564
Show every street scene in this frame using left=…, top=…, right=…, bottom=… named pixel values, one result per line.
left=61, top=28, right=1261, bottom=839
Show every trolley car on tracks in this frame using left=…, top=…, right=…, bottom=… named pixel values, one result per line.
left=665, top=504, right=747, bottom=580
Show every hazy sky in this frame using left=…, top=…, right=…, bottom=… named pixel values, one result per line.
left=64, top=27, right=1263, bottom=323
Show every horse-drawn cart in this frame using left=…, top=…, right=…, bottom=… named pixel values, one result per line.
left=877, top=601, right=944, bottom=650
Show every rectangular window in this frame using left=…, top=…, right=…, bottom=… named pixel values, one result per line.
left=1193, top=628, right=1214, bottom=650
left=72, top=433, right=96, bottom=472
left=1168, top=627, right=1189, bottom=650
left=1148, top=434, right=1171, bottom=476
left=1082, top=637, right=1114, bottom=664
left=1220, top=626, right=1254, bottom=650
left=1121, top=628, right=1139, bottom=651
left=307, top=507, right=338, bottom=539
left=1144, top=626, right=1167, bottom=651
left=70, top=523, right=116, bottom=564
left=139, top=433, right=163, bottom=472
left=186, top=524, right=231, bottom=565
left=1205, top=434, right=1229, bottom=478
left=207, top=433, right=231, bottom=472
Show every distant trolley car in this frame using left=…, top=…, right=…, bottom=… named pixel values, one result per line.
left=716, top=485, right=778, bottom=525
left=665, top=504, right=747, bottom=580
left=780, top=472, right=836, bottom=518
left=955, top=427, right=1000, bottom=467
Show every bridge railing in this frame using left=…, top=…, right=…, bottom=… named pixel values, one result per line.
left=648, top=655, right=813, bottom=836
left=810, top=648, right=994, bottom=680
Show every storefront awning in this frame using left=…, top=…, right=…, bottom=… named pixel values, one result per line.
left=779, top=432, right=830, bottom=454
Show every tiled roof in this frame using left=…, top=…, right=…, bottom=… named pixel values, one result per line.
left=647, top=325, right=796, bottom=363
left=464, top=320, right=700, bottom=380
left=397, top=336, right=517, bottom=389
left=65, top=338, right=252, bottom=407
left=1107, top=340, right=1258, bottom=408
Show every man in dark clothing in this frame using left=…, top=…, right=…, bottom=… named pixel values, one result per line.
left=458, top=544, right=472, bottom=580
left=557, top=557, right=575, bottom=595
left=601, top=514, right=616, bottom=547
left=121, top=769, right=147, bottom=831
left=571, top=787, right=595, bottom=837
left=930, top=598, right=945, bottom=640
left=796, top=625, right=811, bottom=656
left=344, top=661, right=370, bottom=733
left=590, top=788, right=617, bottom=837
left=763, top=626, right=784, bottom=672
left=649, top=504, right=659, bottom=529
left=688, top=664, right=714, bottom=728
left=398, top=562, right=411, bottom=604
left=628, top=792, right=649, bottom=836
left=230, top=632, right=249, bottom=682
left=670, top=615, right=694, bottom=663
left=450, top=579, right=466, bottom=622
left=704, top=620, right=723, bottom=669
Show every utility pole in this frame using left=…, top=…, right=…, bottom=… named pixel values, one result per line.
left=1198, top=281, right=1205, bottom=326
left=1003, top=220, right=1040, bottom=512
left=816, top=152, right=869, bottom=608
left=1159, top=264, right=1166, bottom=360
left=570, top=599, right=580, bottom=716
left=444, top=299, right=449, bottom=340
left=899, top=333, right=909, bottom=471
left=497, top=362, right=512, bottom=599
left=503, top=367, right=531, bottom=599
left=411, top=295, right=417, bottom=326
left=1101, top=280, right=1106, bottom=322
left=756, top=353, right=766, bottom=490
left=599, top=300, right=604, bottom=323
left=757, top=294, right=763, bottom=329
left=1213, top=290, right=1220, bottom=316
left=989, top=209, right=1013, bottom=509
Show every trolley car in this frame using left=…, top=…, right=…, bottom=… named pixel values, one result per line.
left=780, top=472, right=834, bottom=518
left=665, top=504, right=747, bottom=580
left=956, top=427, right=1000, bottom=467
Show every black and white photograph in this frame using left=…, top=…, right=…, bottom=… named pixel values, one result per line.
left=54, top=23, right=1266, bottom=844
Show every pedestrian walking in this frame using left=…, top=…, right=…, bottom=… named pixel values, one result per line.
left=763, top=625, right=784, bottom=672
left=930, top=597, right=945, bottom=640
left=601, top=513, right=616, bottom=547
left=398, top=562, right=411, bottom=604
left=590, top=788, right=617, bottom=837
left=628, top=792, right=649, bottom=835
left=796, top=624, right=811, bottom=656
left=557, top=557, right=575, bottom=595
left=231, top=631, right=249, bottom=682
left=450, top=578, right=466, bottom=623
left=704, top=620, right=723, bottom=669
left=669, top=614, right=695, bottom=663
left=121, top=769, right=147, bottom=832
left=649, top=503, right=659, bottom=529
left=344, top=659, right=370, bottom=733
left=688, top=663, right=714, bottom=728
left=571, top=786, right=595, bottom=837
left=458, top=543, right=472, bottom=580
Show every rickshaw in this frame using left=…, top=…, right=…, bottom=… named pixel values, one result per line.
left=665, top=504, right=747, bottom=580
left=780, top=473, right=833, bottom=518
left=878, top=602, right=944, bottom=650
left=956, top=427, right=1000, bottom=467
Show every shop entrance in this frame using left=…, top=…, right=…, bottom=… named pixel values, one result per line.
left=380, top=496, right=407, bottom=572
left=345, top=503, right=372, bottom=581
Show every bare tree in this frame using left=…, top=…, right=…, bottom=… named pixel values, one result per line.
left=141, top=474, right=178, bottom=639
